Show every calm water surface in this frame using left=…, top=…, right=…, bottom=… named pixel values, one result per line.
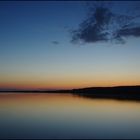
left=0, top=92, right=140, bottom=139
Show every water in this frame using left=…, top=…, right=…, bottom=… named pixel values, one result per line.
left=0, top=92, right=140, bottom=139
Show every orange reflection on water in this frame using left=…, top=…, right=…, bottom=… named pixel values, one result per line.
left=0, top=93, right=140, bottom=121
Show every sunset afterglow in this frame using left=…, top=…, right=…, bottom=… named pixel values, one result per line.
left=1, top=1, right=140, bottom=90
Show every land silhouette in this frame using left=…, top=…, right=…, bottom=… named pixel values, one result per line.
left=1, top=85, right=140, bottom=101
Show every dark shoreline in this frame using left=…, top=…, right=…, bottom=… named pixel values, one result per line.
left=1, top=86, right=140, bottom=100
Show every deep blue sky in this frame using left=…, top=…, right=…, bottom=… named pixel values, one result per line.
left=1, top=1, right=140, bottom=90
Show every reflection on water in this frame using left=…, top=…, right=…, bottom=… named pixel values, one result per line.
left=0, top=92, right=140, bottom=139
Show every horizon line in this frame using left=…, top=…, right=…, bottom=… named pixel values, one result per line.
left=1, top=85, right=140, bottom=92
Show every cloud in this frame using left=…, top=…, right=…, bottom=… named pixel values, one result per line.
left=52, top=41, right=59, bottom=45
left=71, top=2, right=140, bottom=44
left=119, top=27, right=140, bottom=37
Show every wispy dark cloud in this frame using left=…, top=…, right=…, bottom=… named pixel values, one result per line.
left=71, top=2, right=140, bottom=44
left=52, top=41, right=59, bottom=45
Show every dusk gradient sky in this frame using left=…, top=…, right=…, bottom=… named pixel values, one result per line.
left=1, top=1, right=140, bottom=90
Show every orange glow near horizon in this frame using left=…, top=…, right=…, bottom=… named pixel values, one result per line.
left=1, top=65, right=140, bottom=90
left=1, top=75, right=140, bottom=90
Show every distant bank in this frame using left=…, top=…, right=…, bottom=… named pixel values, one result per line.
left=1, top=86, right=140, bottom=100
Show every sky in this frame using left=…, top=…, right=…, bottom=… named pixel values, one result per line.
left=1, top=1, right=140, bottom=90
